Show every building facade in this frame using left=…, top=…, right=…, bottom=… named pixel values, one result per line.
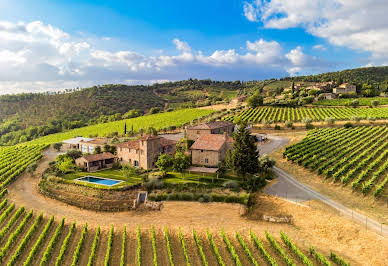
left=116, top=135, right=177, bottom=169
left=190, top=134, right=233, bottom=167
left=75, top=152, right=115, bottom=172
left=186, top=121, right=235, bottom=141
left=333, top=83, right=356, bottom=94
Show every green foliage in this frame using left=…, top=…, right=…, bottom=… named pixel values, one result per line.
left=105, top=225, right=114, bottom=266
left=207, top=230, right=225, bottom=266
left=265, top=231, right=295, bottom=266
left=221, top=229, right=242, bottom=266
left=40, top=218, right=65, bottom=266
left=24, top=216, right=54, bottom=266
left=258, top=154, right=276, bottom=172
left=224, top=106, right=388, bottom=123
left=87, top=226, right=100, bottom=266
left=0, top=189, right=7, bottom=199
left=227, top=122, right=259, bottom=179
left=52, top=143, right=62, bottom=151
left=193, top=229, right=208, bottom=266
left=120, top=226, right=126, bottom=266
left=156, top=154, right=173, bottom=177
left=0, top=206, right=24, bottom=242
left=235, top=232, right=258, bottom=266
left=28, top=109, right=214, bottom=145
left=55, top=222, right=76, bottom=266
left=0, top=203, right=15, bottom=224
left=280, top=231, right=313, bottom=266
left=250, top=230, right=277, bottom=266
left=137, top=225, right=142, bottom=266
left=95, top=146, right=102, bottom=154
left=71, top=223, right=88, bottom=266
left=7, top=213, right=43, bottom=265
left=164, top=227, right=174, bottom=266
left=179, top=228, right=191, bottom=266
left=310, top=246, right=331, bottom=266
left=151, top=226, right=158, bottom=266
left=173, top=152, right=190, bottom=176
left=0, top=211, right=33, bottom=262
left=330, top=251, right=350, bottom=266
left=247, top=94, right=264, bottom=108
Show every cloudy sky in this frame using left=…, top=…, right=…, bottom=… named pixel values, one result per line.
left=0, top=0, right=385, bottom=94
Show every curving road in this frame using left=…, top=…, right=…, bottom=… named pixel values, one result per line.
left=261, top=135, right=388, bottom=237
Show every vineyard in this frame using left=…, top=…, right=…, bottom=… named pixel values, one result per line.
left=27, top=108, right=214, bottom=145
left=0, top=145, right=47, bottom=191
left=0, top=195, right=351, bottom=266
left=283, top=126, right=388, bottom=197
left=223, top=106, right=388, bottom=123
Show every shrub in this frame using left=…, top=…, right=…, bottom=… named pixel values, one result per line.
left=325, top=117, right=335, bottom=125
left=222, top=180, right=240, bottom=190
left=344, top=122, right=353, bottom=128
left=351, top=116, right=361, bottom=122
left=285, top=120, right=293, bottom=128
left=274, top=125, right=281, bottom=130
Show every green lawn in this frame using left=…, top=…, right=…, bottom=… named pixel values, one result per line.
left=163, top=172, right=239, bottom=185
left=63, top=169, right=143, bottom=186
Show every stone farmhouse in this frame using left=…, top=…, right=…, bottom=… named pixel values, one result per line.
left=75, top=152, right=115, bottom=172
left=333, top=83, right=356, bottom=94
left=186, top=121, right=235, bottom=141
left=116, top=135, right=177, bottom=170
left=190, top=133, right=233, bottom=167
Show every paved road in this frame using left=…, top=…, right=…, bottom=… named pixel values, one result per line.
left=262, top=135, right=388, bottom=237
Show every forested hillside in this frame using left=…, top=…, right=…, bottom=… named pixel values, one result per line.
left=1, top=66, right=388, bottom=145
left=0, top=81, right=242, bottom=145
left=287, top=66, right=388, bottom=89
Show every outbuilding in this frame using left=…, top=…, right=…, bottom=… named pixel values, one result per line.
left=75, top=152, right=115, bottom=172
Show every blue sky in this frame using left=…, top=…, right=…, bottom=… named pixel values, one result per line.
left=0, top=0, right=385, bottom=93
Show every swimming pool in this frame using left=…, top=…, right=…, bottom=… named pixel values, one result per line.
left=76, top=176, right=123, bottom=186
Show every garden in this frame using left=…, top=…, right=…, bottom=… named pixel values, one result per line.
left=38, top=122, right=276, bottom=211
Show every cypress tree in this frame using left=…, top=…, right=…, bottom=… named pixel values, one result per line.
left=227, top=121, right=259, bottom=180
left=124, top=122, right=127, bottom=135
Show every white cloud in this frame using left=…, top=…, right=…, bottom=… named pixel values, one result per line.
left=313, top=44, right=326, bottom=51
left=173, top=38, right=191, bottom=53
left=244, top=0, right=388, bottom=62
left=0, top=20, right=328, bottom=94
left=243, top=0, right=260, bottom=22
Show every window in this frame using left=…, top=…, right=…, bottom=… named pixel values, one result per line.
left=134, top=160, right=139, bottom=167
left=201, top=150, right=203, bottom=152
left=197, top=130, right=200, bottom=134
left=205, top=158, right=209, bottom=164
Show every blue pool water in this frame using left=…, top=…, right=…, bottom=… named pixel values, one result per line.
left=77, top=176, right=122, bottom=186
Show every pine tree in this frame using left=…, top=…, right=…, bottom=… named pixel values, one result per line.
left=227, top=121, right=259, bottom=180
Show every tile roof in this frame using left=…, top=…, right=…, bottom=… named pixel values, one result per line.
left=190, top=134, right=231, bottom=151
left=187, top=121, right=234, bottom=130
left=115, top=135, right=177, bottom=150
left=81, top=152, right=115, bottom=162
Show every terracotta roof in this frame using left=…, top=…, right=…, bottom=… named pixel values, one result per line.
left=160, top=138, right=178, bottom=147
left=187, top=121, right=234, bottom=130
left=190, top=134, right=230, bottom=151
left=81, top=152, right=115, bottom=162
left=116, top=140, right=140, bottom=150
left=116, top=135, right=177, bottom=150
